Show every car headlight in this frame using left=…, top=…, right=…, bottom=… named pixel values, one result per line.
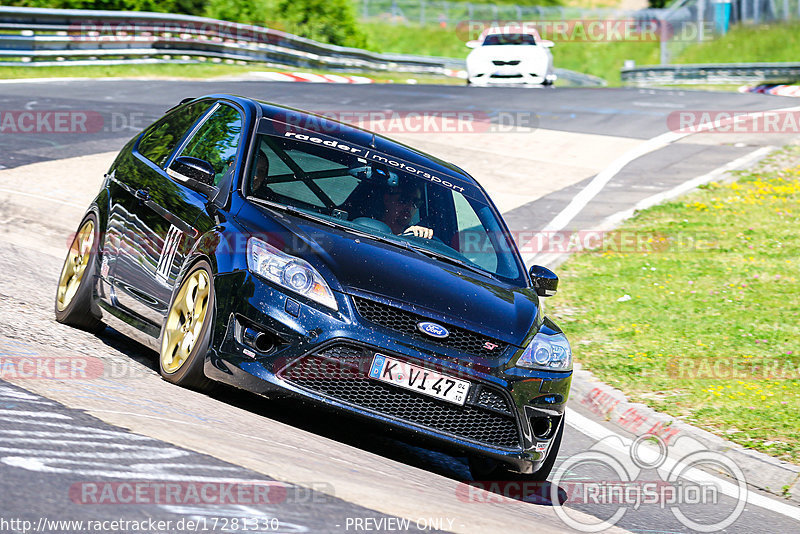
left=517, top=332, right=572, bottom=371
left=246, top=237, right=338, bottom=311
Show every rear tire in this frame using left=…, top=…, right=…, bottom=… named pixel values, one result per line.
left=55, top=214, right=103, bottom=332
left=159, top=260, right=215, bottom=392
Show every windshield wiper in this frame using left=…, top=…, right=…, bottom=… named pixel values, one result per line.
left=406, top=244, right=495, bottom=279
left=251, top=199, right=411, bottom=247
left=249, top=198, right=342, bottom=228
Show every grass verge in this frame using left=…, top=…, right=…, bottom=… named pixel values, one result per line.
left=361, top=20, right=800, bottom=86
left=0, top=62, right=464, bottom=85
left=677, top=23, right=800, bottom=64
left=550, top=145, right=800, bottom=462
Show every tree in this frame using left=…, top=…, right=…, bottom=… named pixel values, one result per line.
left=275, top=0, right=369, bottom=48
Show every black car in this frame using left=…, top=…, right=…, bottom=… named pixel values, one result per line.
left=55, top=94, right=572, bottom=480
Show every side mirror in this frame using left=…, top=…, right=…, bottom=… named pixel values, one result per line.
left=529, top=265, right=558, bottom=297
left=466, top=40, right=481, bottom=49
left=540, top=40, right=555, bottom=48
left=169, top=156, right=216, bottom=187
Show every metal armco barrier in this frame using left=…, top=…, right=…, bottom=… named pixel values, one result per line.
left=0, top=6, right=606, bottom=87
left=622, top=63, right=800, bottom=85
left=0, top=6, right=463, bottom=73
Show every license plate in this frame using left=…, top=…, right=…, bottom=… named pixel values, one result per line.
left=368, top=354, right=470, bottom=406
left=493, top=67, right=519, bottom=76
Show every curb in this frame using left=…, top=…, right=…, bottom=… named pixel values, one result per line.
left=739, top=84, right=800, bottom=97
left=570, top=363, right=800, bottom=504
left=249, top=71, right=376, bottom=84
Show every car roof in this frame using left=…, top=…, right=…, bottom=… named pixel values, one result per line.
left=193, top=94, right=479, bottom=188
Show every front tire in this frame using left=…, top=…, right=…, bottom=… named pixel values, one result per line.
left=55, top=214, right=103, bottom=331
left=469, top=419, right=564, bottom=482
left=159, top=260, right=215, bottom=391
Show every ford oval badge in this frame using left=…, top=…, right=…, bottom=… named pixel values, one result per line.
left=417, top=321, right=449, bottom=339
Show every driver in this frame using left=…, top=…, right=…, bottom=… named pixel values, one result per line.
left=380, top=182, right=433, bottom=239
left=251, top=150, right=269, bottom=194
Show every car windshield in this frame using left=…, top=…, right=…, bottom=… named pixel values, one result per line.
left=246, top=132, right=524, bottom=283
left=483, top=33, right=536, bottom=46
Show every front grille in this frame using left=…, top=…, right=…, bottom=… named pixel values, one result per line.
left=278, top=343, right=521, bottom=450
left=492, top=60, right=521, bottom=66
left=352, top=296, right=507, bottom=358
left=490, top=74, right=524, bottom=78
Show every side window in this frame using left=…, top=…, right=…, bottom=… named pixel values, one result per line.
left=137, top=101, right=212, bottom=168
left=177, top=104, right=243, bottom=187
left=453, top=192, right=498, bottom=272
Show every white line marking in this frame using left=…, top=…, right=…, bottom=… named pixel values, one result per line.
left=523, top=104, right=800, bottom=265
left=565, top=408, right=800, bottom=522
left=0, top=410, right=70, bottom=418
left=0, top=446, right=187, bottom=460
left=0, top=438, right=165, bottom=449
left=597, top=146, right=773, bottom=230
left=529, top=145, right=775, bottom=268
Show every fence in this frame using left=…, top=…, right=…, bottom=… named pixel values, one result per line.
left=659, top=0, right=800, bottom=63
left=356, top=0, right=633, bottom=26
left=357, top=0, right=800, bottom=66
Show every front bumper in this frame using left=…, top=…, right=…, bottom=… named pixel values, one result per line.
left=205, top=271, right=572, bottom=474
left=468, top=68, right=556, bottom=86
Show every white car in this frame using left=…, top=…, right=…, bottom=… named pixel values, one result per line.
left=466, top=28, right=557, bottom=86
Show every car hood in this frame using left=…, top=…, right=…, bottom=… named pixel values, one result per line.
left=237, top=204, right=539, bottom=347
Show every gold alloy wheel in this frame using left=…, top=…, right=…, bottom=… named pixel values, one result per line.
left=161, top=269, right=210, bottom=374
left=56, top=220, right=95, bottom=312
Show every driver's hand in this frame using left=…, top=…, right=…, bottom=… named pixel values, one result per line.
left=404, top=225, right=433, bottom=239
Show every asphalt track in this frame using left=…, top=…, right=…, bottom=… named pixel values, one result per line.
left=1, top=79, right=799, bottom=534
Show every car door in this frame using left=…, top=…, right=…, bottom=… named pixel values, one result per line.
left=107, top=100, right=243, bottom=327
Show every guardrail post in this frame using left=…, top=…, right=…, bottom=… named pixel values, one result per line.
left=698, top=0, right=706, bottom=42
left=659, top=15, right=669, bottom=65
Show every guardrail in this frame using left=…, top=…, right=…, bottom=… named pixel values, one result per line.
left=0, top=6, right=464, bottom=73
left=621, top=63, right=800, bottom=85
left=0, top=6, right=606, bottom=87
